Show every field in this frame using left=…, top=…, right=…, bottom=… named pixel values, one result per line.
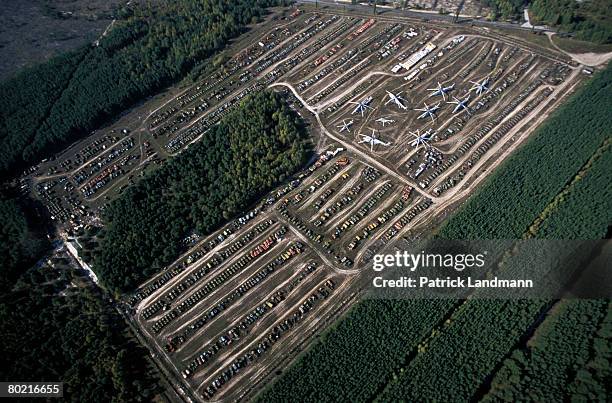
left=17, top=6, right=598, bottom=402
left=0, top=0, right=127, bottom=80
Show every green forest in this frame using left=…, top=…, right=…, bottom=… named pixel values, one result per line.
left=480, top=0, right=612, bottom=43
left=530, top=0, right=612, bottom=43
left=480, top=0, right=527, bottom=20
left=94, top=91, right=310, bottom=293
left=0, top=270, right=160, bottom=401
left=438, top=60, right=611, bottom=240
left=0, top=197, right=160, bottom=400
left=0, top=0, right=283, bottom=177
left=258, top=64, right=612, bottom=402
left=483, top=299, right=611, bottom=402
left=0, top=197, right=47, bottom=293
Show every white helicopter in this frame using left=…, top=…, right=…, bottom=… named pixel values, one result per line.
left=376, top=117, right=395, bottom=127
left=409, top=128, right=435, bottom=150
left=384, top=90, right=408, bottom=110
left=336, top=119, right=354, bottom=133
left=470, top=76, right=490, bottom=95
left=415, top=102, right=441, bottom=122
left=447, top=94, right=470, bottom=114
left=358, top=129, right=391, bottom=152
left=349, top=96, right=374, bottom=116
left=427, top=82, right=455, bottom=100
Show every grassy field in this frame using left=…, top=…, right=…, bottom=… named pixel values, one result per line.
left=0, top=0, right=129, bottom=80
left=551, top=35, right=612, bottom=54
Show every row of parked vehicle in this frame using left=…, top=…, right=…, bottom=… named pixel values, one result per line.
left=201, top=277, right=336, bottom=400
left=73, top=137, right=134, bottom=186
left=179, top=260, right=317, bottom=379
left=141, top=220, right=277, bottom=320
left=433, top=87, right=552, bottom=196
left=309, top=23, right=403, bottom=106
left=332, top=181, right=394, bottom=240
left=252, top=15, right=334, bottom=75
left=313, top=182, right=365, bottom=227
left=348, top=198, right=406, bottom=250
left=384, top=198, right=433, bottom=240
left=150, top=227, right=288, bottom=334
left=165, top=81, right=262, bottom=153
left=277, top=204, right=324, bottom=244
left=420, top=68, right=541, bottom=190
left=169, top=241, right=304, bottom=348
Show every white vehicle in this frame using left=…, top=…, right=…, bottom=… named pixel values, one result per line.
left=427, top=82, right=455, bottom=100
left=415, top=102, right=441, bottom=122
left=384, top=90, right=408, bottom=110
left=358, top=129, right=391, bottom=152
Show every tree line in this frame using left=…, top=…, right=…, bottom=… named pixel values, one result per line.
left=94, top=91, right=310, bottom=293
left=479, top=0, right=612, bottom=44
left=0, top=196, right=48, bottom=293
left=480, top=0, right=528, bottom=20
left=0, top=270, right=161, bottom=401
left=0, top=195, right=161, bottom=400
left=530, top=0, right=612, bottom=43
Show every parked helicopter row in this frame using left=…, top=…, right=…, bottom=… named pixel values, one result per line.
left=354, top=126, right=440, bottom=154
left=346, top=76, right=491, bottom=121
left=338, top=77, right=491, bottom=155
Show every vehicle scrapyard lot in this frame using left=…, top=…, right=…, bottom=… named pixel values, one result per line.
left=21, top=7, right=587, bottom=402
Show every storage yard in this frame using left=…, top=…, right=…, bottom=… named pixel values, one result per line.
left=20, top=7, right=588, bottom=402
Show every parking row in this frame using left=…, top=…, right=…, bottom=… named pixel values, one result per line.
left=150, top=227, right=288, bottom=333
left=201, top=277, right=337, bottom=400
left=313, top=181, right=367, bottom=227
left=169, top=241, right=306, bottom=360
left=73, top=137, right=134, bottom=185
left=69, top=134, right=121, bottom=170
left=274, top=18, right=356, bottom=80
left=458, top=42, right=493, bottom=79
left=347, top=198, right=407, bottom=250
left=381, top=198, right=433, bottom=241
left=165, top=82, right=262, bottom=152
left=309, top=24, right=403, bottom=105
left=433, top=87, right=552, bottom=196
left=175, top=261, right=318, bottom=363
left=140, top=219, right=276, bottom=319
left=276, top=204, right=324, bottom=244
left=254, top=14, right=335, bottom=74
left=288, top=161, right=346, bottom=207
left=331, top=181, right=394, bottom=240
left=419, top=73, right=542, bottom=188
left=131, top=211, right=267, bottom=310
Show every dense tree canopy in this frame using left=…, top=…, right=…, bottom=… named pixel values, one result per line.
left=94, top=91, right=310, bottom=293
left=480, top=0, right=612, bottom=43
left=0, top=0, right=283, bottom=177
left=480, top=0, right=528, bottom=20
left=438, top=61, right=611, bottom=239
left=0, top=197, right=47, bottom=292
left=0, top=197, right=160, bottom=401
left=530, top=0, right=612, bottom=43
left=0, top=276, right=160, bottom=401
